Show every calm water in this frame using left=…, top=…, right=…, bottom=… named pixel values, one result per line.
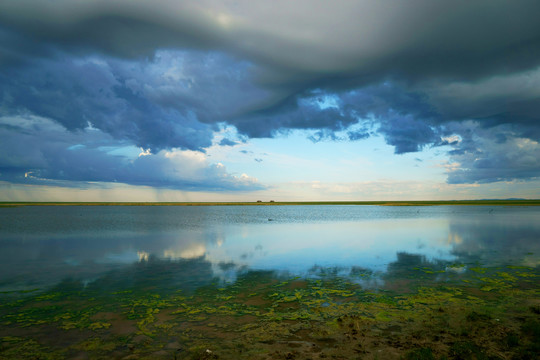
left=1, top=205, right=539, bottom=293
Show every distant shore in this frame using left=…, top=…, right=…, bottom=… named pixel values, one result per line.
left=1, top=200, right=540, bottom=207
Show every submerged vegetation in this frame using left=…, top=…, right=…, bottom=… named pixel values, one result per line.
left=1, top=258, right=538, bottom=359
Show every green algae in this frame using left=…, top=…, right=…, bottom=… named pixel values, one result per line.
left=405, top=347, right=436, bottom=360
left=0, top=262, right=538, bottom=359
left=0, top=336, right=67, bottom=360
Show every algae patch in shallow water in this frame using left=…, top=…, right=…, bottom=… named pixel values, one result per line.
left=0, top=261, right=539, bottom=359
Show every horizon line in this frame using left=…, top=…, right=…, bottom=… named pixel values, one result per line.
left=2, top=199, right=540, bottom=207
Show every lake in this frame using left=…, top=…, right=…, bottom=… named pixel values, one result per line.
left=1, top=205, right=539, bottom=359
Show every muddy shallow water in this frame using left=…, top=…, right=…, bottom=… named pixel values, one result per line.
left=0, top=205, right=539, bottom=359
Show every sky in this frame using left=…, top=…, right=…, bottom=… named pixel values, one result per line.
left=1, top=0, right=540, bottom=201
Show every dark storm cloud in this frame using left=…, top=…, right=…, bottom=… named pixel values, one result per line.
left=3, top=1, right=540, bottom=96
left=5, top=0, right=538, bottom=81
left=0, top=55, right=215, bottom=152
left=443, top=123, right=540, bottom=184
left=0, top=1, right=222, bottom=59
left=0, top=26, right=56, bottom=68
left=218, top=138, right=238, bottom=147
left=231, top=83, right=437, bottom=147
left=378, top=115, right=438, bottom=154
left=424, top=69, right=540, bottom=141
left=1, top=0, right=540, bottom=185
left=0, top=50, right=269, bottom=152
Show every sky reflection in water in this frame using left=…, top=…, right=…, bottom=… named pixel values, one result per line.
left=0, top=205, right=539, bottom=293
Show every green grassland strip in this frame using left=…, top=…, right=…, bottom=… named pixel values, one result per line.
left=2, top=200, right=540, bottom=207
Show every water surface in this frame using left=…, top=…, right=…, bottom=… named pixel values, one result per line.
left=1, top=205, right=538, bottom=292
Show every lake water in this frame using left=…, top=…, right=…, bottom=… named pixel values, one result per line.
left=1, top=205, right=538, bottom=292
left=1, top=205, right=539, bottom=359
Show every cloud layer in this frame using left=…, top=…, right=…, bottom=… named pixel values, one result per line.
left=1, top=0, right=540, bottom=188
left=0, top=115, right=263, bottom=191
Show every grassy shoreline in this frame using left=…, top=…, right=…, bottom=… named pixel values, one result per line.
left=1, top=200, right=540, bottom=207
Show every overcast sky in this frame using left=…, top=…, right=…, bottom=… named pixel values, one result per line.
left=1, top=0, right=540, bottom=201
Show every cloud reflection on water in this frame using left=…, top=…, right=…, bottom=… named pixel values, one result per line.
left=0, top=206, right=538, bottom=293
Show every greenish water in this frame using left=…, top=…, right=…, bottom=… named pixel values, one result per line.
left=0, top=206, right=538, bottom=359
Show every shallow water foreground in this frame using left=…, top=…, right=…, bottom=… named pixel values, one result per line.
left=0, top=205, right=539, bottom=359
